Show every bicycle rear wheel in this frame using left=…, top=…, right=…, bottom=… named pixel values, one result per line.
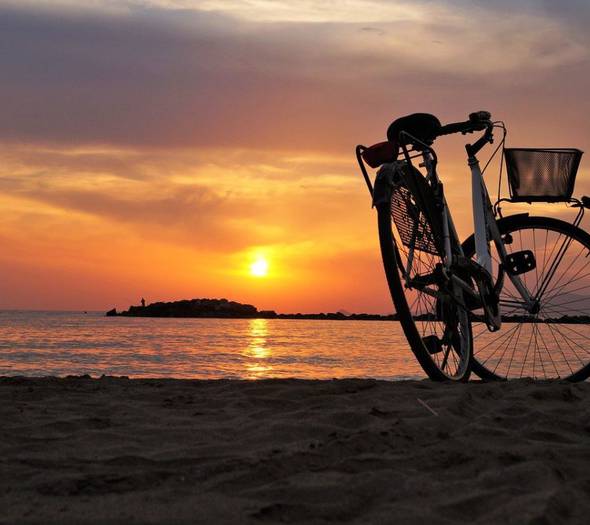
left=376, top=166, right=472, bottom=381
left=463, top=214, right=590, bottom=381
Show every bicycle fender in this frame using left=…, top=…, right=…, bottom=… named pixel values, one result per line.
left=372, top=162, right=403, bottom=207
left=495, top=213, right=530, bottom=227
left=460, top=213, right=530, bottom=253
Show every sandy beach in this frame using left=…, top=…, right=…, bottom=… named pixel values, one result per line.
left=2, top=376, right=590, bottom=524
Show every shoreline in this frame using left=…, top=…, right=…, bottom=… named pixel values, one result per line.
left=2, top=376, right=590, bottom=523
left=109, top=313, right=399, bottom=321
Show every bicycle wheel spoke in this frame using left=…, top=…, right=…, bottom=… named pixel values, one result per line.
left=540, top=243, right=587, bottom=301
left=551, top=324, right=590, bottom=361
left=555, top=323, right=590, bottom=347
left=441, top=345, right=451, bottom=371
left=534, top=231, right=563, bottom=296
left=546, top=323, right=578, bottom=373
left=546, top=296, right=590, bottom=309
left=503, top=323, right=523, bottom=377
left=531, top=322, right=538, bottom=378
left=538, top=233, right=575, bottom=300
left=533, top=228, right=540, bottom=294
left=543, top=268, right=590, bottom=304
left=478, top=323, right=520, bottom=365
left=537, top=323, right=560, bottom=377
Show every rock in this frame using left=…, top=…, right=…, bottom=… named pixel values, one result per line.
left=106, top=298, right=398, bottom=321
left=114, top=298, right=260, bottom=318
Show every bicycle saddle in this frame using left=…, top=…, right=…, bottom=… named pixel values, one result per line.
left=387, top=113, right=442, bottom=147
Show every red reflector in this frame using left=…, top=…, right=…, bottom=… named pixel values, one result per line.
left=361, top=141, right=397, bottom=168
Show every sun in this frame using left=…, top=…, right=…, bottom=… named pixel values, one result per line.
left=250, top=257, right=269, bottom=277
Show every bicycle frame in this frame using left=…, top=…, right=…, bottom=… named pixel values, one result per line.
left=395, top=133, right=537, bottom=320
left=466, top=148, right=536, bottom=312
left=357, top=126, right=542, bottom=326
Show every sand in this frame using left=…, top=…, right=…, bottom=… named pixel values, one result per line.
left=2, top=376, right=590, bottom=524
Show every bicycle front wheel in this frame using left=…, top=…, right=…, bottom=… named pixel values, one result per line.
left=463, top=214, right=590, bottom=381
left=376, top=172, right=472, bottom=381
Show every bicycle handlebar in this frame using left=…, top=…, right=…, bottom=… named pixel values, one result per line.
left=438, top=111, right=492, bottom=137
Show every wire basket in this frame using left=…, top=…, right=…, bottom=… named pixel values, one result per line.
left=391, top=184, right=440, bottom=255
left=504, top=148, right=583, bottom=202
left=388, top=164, right=444, bottom=255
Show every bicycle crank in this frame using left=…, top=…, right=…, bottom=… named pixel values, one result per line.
left=451, top=256, right=502, bottom=332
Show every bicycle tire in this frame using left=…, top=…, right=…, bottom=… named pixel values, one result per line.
left=462, top=214, right=590, bottom=382
left=376, top=170, right=472, bottom=381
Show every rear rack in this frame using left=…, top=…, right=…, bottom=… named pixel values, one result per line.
left=356, top=132, right=439, bottom=202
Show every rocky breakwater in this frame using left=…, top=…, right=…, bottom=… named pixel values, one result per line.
left=106, top=298, right=277, bottom=319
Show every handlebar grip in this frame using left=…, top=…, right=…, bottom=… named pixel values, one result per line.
left=438, top=120, right=473, bottom=136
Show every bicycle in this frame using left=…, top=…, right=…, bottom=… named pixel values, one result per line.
left=356, top=111, right=590, bottom=381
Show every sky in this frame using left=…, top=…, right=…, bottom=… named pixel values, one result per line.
left=1, top=0, right=590, bottom=313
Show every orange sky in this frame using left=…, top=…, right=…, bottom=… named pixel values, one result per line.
left=1, top=0, right=590, bottom=313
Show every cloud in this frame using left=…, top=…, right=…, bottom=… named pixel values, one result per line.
left=2, top=0, right=429, bottom=23
left=0, top=145, right=370, bottom=255
left=0, top=1, right=588, bottom=153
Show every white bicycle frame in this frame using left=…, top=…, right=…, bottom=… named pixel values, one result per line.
left=469, top=156, right=493, bottom=274
left=420, top=149, right=536, bottom=313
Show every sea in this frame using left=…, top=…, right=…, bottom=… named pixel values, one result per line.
left=0, top=311, right=424, bottom=380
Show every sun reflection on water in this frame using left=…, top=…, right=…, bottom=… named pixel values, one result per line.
left=243, top=318, right=272, bottom=377
left=0, top=312, right=428, bottom=379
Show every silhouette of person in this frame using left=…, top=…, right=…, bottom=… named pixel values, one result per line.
left=141, top=297, right=146, bottom=308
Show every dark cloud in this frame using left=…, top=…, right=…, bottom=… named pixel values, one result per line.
left=1, top=2, right=589, bottom=153
left=22, top=185, right=221, bottom=227
left=22, top=191, right=271, bottom=255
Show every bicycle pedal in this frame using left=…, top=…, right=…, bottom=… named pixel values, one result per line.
left=505, top=250, right=536, bottom=275
left=422, top=335, right=443, bottom=354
